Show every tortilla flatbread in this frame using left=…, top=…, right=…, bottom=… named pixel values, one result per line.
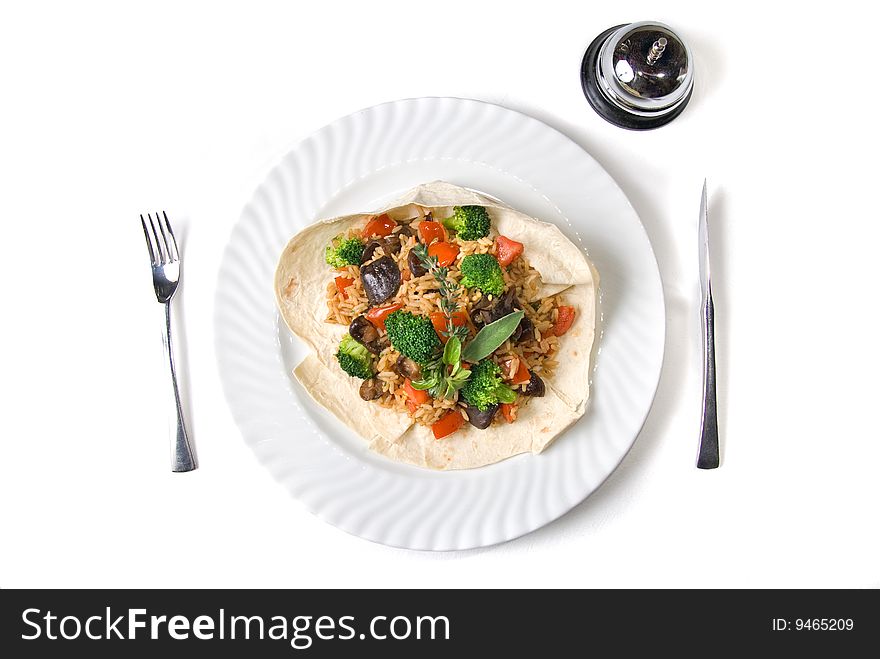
left=274, top=181, right=598, bottom=469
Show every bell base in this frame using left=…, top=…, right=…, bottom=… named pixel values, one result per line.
left=581, top=24, right=692, bottom=131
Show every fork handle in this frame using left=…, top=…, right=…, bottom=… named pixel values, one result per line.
left=697, top=288, right=719, bottom=469
left=163, top=301, right=197, bottom=472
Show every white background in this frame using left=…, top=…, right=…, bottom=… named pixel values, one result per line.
left=1, top=1, right=878, bottom=588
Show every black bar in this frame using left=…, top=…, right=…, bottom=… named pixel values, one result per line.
left=1, top=589, right=876, bottom=656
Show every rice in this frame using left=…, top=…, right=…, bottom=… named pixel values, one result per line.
left=325, top=220, right=567, bottom=427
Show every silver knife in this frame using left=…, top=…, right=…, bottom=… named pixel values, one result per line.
left=697, top=180, right=719, bottom=469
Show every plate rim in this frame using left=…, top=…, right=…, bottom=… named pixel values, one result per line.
left=214, top=96, right=666, bottom=550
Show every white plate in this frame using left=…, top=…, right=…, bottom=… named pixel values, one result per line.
left=215, top=98, right=664, bottom=550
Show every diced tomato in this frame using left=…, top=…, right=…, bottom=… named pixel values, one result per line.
left=432, top=410, right=465, bottom=439
left=500, top=357, right=530, bottom=384
left=553, top=306, right=576, bottom=336
left=418, top=220, right=446, bottom=245
left=334, top=276, right=354, bottom=298
left=403, top=378, right=430, bottom=405
left=362, top=213, right=396, bottom=238
left=427, top=241, right=460, bottom=267
left=495, top=235, right=524, bottom=267
left=429, top=310, right=468, bottom=343
left=429, top=312, right=446, bottom=337
left=406, top=400, right=418, bottom=414
left=500, top=403, right=516, bottom=423
left=510, top=360, right=531, bottom=386
left=366, top=303, right=402, bottom=331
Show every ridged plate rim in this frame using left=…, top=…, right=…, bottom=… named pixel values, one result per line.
left=214, top=97, right=665, bottom=550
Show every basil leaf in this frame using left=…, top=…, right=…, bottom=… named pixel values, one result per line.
left=494, top=384, right=517, bottom=404
left=461, top=310, right=525, bottom=363
left=443, top=336, right=462, bottom=366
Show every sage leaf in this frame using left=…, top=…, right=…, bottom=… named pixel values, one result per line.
left=461, top=310, right=525, bottom=363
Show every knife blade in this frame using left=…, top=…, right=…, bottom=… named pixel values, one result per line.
left=697, top=180, right=719, bottom=469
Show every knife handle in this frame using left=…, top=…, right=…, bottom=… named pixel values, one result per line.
left=698, top=289, right=719, bottom=469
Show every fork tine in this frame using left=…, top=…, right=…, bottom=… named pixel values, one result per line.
left=155, top=210, right=172, bottom=262
left=140, top=214, right=158, bottom=266
left=161, top=211, right=180, bottom=261
left=148, top=213, right=166, bottom=263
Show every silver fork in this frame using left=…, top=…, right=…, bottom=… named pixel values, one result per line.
left=140, top=212, right=197, bottom=472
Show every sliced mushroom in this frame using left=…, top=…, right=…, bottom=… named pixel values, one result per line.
left=360, top=236, right=403, bottom=264
left=349, top=315, right=382, bottom=354
left=465, top=403, right=498, bottom=430
left=360, top=239, right=382, bottom=264
left=522, top=373, right=545, bottom=397
left=383, top=235, right=403, bottom=255
left=470, top=294, right=494, bottom=327
left=472, top=288, right=534, bottom=342
left=394, top=354, right=422, bottom=380
left=359, top=378, right=383, bottom=401
left=396, top=224, right=417, bottom=239
left=360, top=255, right=401, bottom=305
left=472, top=292, right=493, bottom=309
left=512, top=316, right=534, bottom=343
left=407, top=248, right=428, bottom=277
left=494, top=288, right=520, bottom=320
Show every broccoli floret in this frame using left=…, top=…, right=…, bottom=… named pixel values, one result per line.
left=459, top=253, right=505, bottom=295
left=325, top=235, right=364, bottom=268
left=441, top=205, right=491, bottom=241
left=335, top=333, right=374, bottom=379
left=384, top=310, right=440, bottom=364
left=460, top=359, right=515, bottom=411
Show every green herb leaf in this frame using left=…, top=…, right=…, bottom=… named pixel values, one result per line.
left=461, top=310, right=525, bottom=363
left=443, top=336, right=462, bottom=366
left=451, top=322, right=470, bottom=344
left=410, top=368, right=441, bottom=390
left=494, top=383, right=517, bottom=404
left=449, top=368, right=471, bottom=385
